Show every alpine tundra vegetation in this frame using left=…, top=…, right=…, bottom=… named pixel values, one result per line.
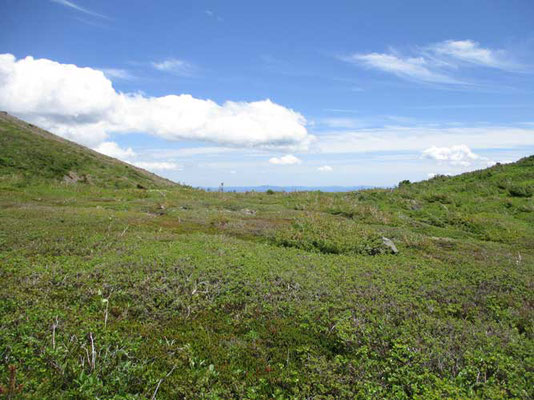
left=0, top=113, right=533, bottom=399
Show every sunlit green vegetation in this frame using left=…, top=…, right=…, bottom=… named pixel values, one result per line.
left=1, top=115, right=533, bottom=399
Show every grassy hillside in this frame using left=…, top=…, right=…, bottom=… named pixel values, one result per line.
left=0, top=117, right=533, bottom=399
left=0, top=112, right=174, bottom=188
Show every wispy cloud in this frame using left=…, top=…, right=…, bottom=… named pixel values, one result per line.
left=319, top=117, right=369, bottom=129
left=323, top=108, right=362, bottom=114
left=427, top=40, right=518, bottom=70
left=50, top=0, right=108, bottom=19
left=142, top=147, right=239, bottom=159
left=409, top=103, right=534, bottom=110
left=99, top=68, right=135, bottom=80
left=313, top=125, right=534, bottom=155
left=343, top=39, right=525, bottom=86
left=317, top=115, right=418, bottom=130
left=133, top=161, right=182, bottom=171
left=205, top=9, right=223, bottom=21
left=151, top=58, right=195, bottom=76
left=347, top=53, right=462, bottom=84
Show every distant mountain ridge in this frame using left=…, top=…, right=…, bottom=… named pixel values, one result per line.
left=202, top=185, right=376, bottom=192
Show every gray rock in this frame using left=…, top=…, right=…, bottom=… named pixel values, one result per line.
left=63, top=171, right=91, bottom=184
left=409, top=200, right=421, bottom=210
left=63, top=171, right=80, bottom=184
left=381, top=237, right=399, bottom=254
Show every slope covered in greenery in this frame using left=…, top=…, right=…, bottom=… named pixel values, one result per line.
left=0, top=112, right=174, bottom=188
left=0, top=116, right=533, bottom=399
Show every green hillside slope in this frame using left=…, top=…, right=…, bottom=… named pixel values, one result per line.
left=0, top=115, right=532, bottom=399
left=0, top=112, right=175, bottom=188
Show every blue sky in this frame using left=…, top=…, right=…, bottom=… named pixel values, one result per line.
left=1, top=0, right=533, bottom=186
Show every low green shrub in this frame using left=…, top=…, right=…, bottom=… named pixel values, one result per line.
left=507, top=184, right=533, bottom=198
left=272, top=214, right=396, bottom=255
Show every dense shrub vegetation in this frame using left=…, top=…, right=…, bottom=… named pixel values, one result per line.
left=0, top=113, right=173, bottom=188
left=0, top=116, right=533, bottom=398
left=272, top=214, right=394, bottom=255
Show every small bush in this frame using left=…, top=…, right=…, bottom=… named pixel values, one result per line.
left=424, top=193, right=452, bottom=204
left=507, top=184, right=532, bottom=198
left=272, top=214, right=395, bottom=255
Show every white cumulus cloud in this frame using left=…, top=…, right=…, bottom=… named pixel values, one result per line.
left=317, top=165, right=333, bottom=172
left=92, top=142, right=182, bottom=172
left=0, top=54, right=311, bottom=150
left=268, top=154, right=302, bottom=165
left=93, top=141, right=136, bottom=159
left=421, top=144, right=480, bottom=166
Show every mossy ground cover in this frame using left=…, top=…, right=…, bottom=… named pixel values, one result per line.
left=1, top=145, right=533, bottom=397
